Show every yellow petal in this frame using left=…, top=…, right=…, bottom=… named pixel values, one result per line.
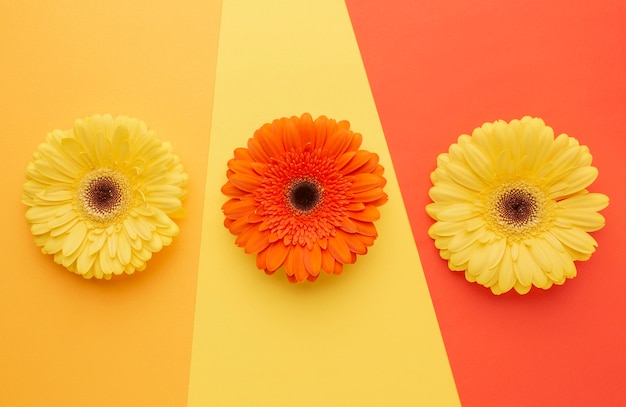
left=513, top=281, right=532, bottom=295
left=446, top=229, right=477, bottom=253
left=429, top=182, right=477, bottom=203
left=88, top=231, right=107, bottom=255
left=31, top=223, right=51, bottom=236
left=497, top=245, right=516, bottom=293
left=42, top=235, right=65, bottom=254
left=99, top=245, right=119, bottom=275
left=146, top=194, right=183, bottom=212
left=466, top=243, right=489, bottom=277
left=50, top=217, right=79, bottom=237
left=62, top=222, right=87, bottom=256
left=448, top=245, right=472, bottom=269
left=549, top=166, right=598, bottom=198
left=513, top=243, right=535, bottom=287
left=550, top=226, right=598, bottom=254
left=76, top=249, right=97, bottom=275
left=475, top=264, right=499, bottom=286
left=129, top=217, right=153, bottom=241
left=434, top=203, right=478, bottom=222
left=559, top=192, right=609, bottom=211
left=112, top=124, right=130, bottom=162
left=428, top=221, right=465, bottom=237
left=445, top=161, right=486, bottom=191
left=555, top=208, right=605, bottom=231
left=25, top=205, right=62, bottom=224
left=47, top=209, right=78, bottom=230
left=144, top=234, right=164, bottom=253
left=462, top=142, right=493, bottom=183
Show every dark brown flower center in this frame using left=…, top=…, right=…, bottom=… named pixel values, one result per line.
left=485, top=180, right=552, bottom=242
left=286, top=178, right=323, bottom=215
left=86, top=176, right=122, bottom=214
left=77, top=168, right=132, bottom=225
left=495, top=188, right=537, bottom=227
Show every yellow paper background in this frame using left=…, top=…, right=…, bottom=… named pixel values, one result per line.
left=0, top=1, right=221, bottom=405
left=187, top=0, right=460, bottom=405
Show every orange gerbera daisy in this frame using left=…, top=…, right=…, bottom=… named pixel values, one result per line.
left=221, top=113, right=388, bottom=282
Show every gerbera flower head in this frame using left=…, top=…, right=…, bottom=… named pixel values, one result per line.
left=426, top=117, right=608, bottom=295
left=221, top=113, right=388, bottom=283
left=22, top=114, right=188, bottom=279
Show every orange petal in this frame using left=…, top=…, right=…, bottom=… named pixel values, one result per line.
left=229, top=173, right=261, bottom=192
left=335, top=151, right=356, bottom=171
left=348, top=205, right=380, bottom=222
left=370, top=194, right=389, bottom=207
left=317, top=237, right=328, bottom=249
left=312, top=116, right=329, bottom=150
left=307, top=274, right=319, bottom=282
left=352, top=187, right=386, bottom=202
left=324, top=129, right=350, bottom=157
left=339, top=150, right=372, bottom=174
left=333, top=261, right=344, bottom=275
left=346, top=202, right=365, bottom=211
left=339, top=230, right=367, bottom=254
left=357, top=234, right=376, bottom=247
left=304, top=243, right=322, bottom=276
left=373, top=163, right=385, bottom=177
left=256, top=247, right=268, bottom=270
left=284, top=245, right=308, bottom=282
left=328, top=234, right=352, bottom=264
left=351, top=173, right=385, bottom=193
left=284, top=246, right=296, bottom=277
left=244, top=229, right=271, bottom=254
left=233, top=147, right=252, bottom=161
left=282, top=117, right=305, bottom=151
left=339, top=217, right=358, bottom=233
left=359, top=154, right=381, bottom=175
left=352, top=219, right=378, bottom=237
left=246, top=212, right=264, bottom=223
left=247, top=138, right=271, bottom=163
left=266, top=243, right=289, bottom=272
left=292, top=245, right=310, bottom=282
left=222, top=198, right=257, bottom=219
left=227, top=158, right=255, bottom=175
left=344, top=129, right=362, bottom=153
left=235, top=225, right=257, bottom=247
left=250, top=162, right=268, bottom=175
left=225, top=216, right=248, bottom=234
left=321, top=249, right=335, bottom=274
left=258, top=128, right=286, bottom=160
left=297, top=113, right=316, bottom=145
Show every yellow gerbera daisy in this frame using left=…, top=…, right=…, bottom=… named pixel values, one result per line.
left=22, top=114, right=188, bottom=279
left=426, top=117, right=608, bottom=295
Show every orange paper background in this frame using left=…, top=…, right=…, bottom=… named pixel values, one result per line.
left=347, top=0, right=626, bottom=405
left=0, top=1, right=220, bottom=405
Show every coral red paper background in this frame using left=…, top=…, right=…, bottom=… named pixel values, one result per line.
left=346, top=0, right=626, bottom=406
